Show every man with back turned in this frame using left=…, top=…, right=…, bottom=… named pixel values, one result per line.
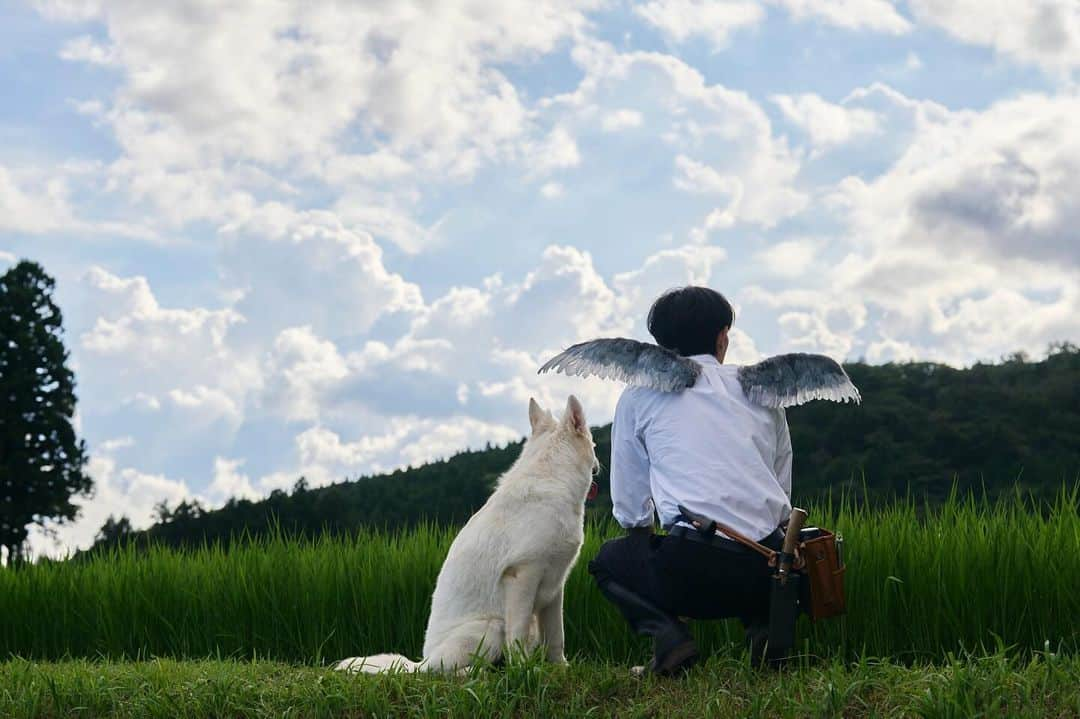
left=588, top=286, right=793, bottom=675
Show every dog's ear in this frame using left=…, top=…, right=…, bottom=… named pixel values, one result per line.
left=562, top=395, right=587, bottom=435
left=529, top=397, right=549, bottom=432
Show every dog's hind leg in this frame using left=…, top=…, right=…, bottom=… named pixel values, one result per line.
left=501, top=563, right=544, bottom=657
left=538, top=587, right=567, bottom=664
left=423, top=619, right=504, bottom=672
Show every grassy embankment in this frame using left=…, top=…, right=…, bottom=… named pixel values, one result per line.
left=4, top=652, right=1080, bottom=718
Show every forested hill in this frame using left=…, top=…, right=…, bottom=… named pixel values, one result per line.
left=89, top=344, right=1080, bottom=553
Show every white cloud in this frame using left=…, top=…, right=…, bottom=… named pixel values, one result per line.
left=39, top=0, right=603, bottom=229
left=98, top=436, right=135, bottom=453
left=673, top=155, right=744, bottom=197
left=166, top=386, right=244, bottom=433
left=635, top=0, right=910, bottom=47
left=601, top=109, right=644, bottom=132
left=524, top=127, right=582, bottom=177
left=220, top=205, right=424, bottom=340
left=262, top=326, right=350, bottom=423
left=552, top=46, right=807, bottom=232
left=772, top=93, right=882, bottom=151
left=757, top=87, right=1080, bottom=365
left=28, top=455, right=192, bottom=559
left=0, top=165, right=74, bottom=234
left=753, top=238, right=820, bottom=278
left=774, top=0, right=911, bottom=35
left=835, top=92, right=1080, bottom=268
left=742, top=285, right=868, bottom=359
left=301, top=242, right=735, bottom=442
left=612, top=244, right=728, bottom=329
left=540, top=181, right=564, bottom=198
left=208, top=458, right=260, bottom=503
left=909, top=0, right=1080, bottom=73
left=278, top=416, right=523, bottom=485
left=634, top=0, right=765, bottom=49
left=73, top=267, right=261, bottom=474
left=79, top=267, right=253, bottom=398
left=59, top=34, right=119, bottom=65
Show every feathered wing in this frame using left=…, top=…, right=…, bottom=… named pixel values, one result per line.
left=538, top=338, right=702, bottom=392
left=737, top=353, right=861, bottom=408
left=538, top=340, right=861, bottom=407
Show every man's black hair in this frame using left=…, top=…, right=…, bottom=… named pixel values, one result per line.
left=647, top=286, right=735, bottom=357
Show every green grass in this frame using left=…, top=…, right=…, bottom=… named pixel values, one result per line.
left=2, top=490, right=1079, bottom=664
left=3, top=652, right=1080, bottom=718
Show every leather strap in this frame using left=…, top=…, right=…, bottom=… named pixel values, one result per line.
left=675, top=504, right=803, bottom=569
left=712, top=522, right=777, bottom=561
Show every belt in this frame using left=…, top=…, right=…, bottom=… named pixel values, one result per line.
left=668, top=524, right=785, bottom=554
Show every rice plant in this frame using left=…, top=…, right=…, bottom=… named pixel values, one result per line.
left=1, top=488, right=1078, bottom=664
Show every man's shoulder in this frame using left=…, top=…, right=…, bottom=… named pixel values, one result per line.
left=617, top=383, right=668, bottom=407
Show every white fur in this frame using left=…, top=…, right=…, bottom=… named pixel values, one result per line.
left=336, top=395, right=597, bottom=674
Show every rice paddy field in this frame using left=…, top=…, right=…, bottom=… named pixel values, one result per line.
left=3, top=490, right=1080, bottom=717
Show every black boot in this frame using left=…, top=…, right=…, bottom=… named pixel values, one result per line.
left=596, top=579, right=699, bottom=676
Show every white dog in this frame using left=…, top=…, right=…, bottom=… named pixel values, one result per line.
left=336, top=395, right=598, bottom=673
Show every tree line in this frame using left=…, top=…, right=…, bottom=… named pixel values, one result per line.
left=91, top=343, right=1080, bottom=553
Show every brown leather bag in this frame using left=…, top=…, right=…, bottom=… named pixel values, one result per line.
left=799, top=528, right=846, bottom=621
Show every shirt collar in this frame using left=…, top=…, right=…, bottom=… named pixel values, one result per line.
left=687, top=353, right=722, bottom=367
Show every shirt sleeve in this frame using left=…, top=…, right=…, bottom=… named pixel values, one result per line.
left=774, top=407, right=793, bottom=500
left=610, top=389, right=654, bottom=529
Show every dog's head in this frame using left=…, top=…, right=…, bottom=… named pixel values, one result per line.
left=527, top=395, right=599, bottom=476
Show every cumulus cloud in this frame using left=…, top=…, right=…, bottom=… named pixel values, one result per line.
left=775, top=0, right=911, bottom=35
left=220, top=205, right=424, bottom=340
left=0, top=165, right=75, bottom=234
left=28, top=454, right=192, bottom=559
left=38, top=0, right=602, bottom=230
left=297, top=242, right=735, bottom=441
left=634, top=0, right=765, bottom=49
left=635, top=0, right=910, bottom=47
left=759, top=86, right=1080, bottom=365
left=540, top=182, right=564, bottom=198
left=834, top=92, right=1080, bottom=268
left=262, top=326, right=350, bottom=423
left=601, top=109, right=644, bottom=132
left=551, top=45, right=807, bottom=234
left=279, top=417, right=523, bottom=486
left=908, top=0, right=1080, bottom=74
left=208, top=458, right=260, bottom=503
left=772, top=93, right=882, bottom=152
left=753, top=238, right=821, bottom=278
left=79, top=267, right=253, bottom=398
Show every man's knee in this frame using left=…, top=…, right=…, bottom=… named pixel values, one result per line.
left=588, top=537, right=629, bottom=585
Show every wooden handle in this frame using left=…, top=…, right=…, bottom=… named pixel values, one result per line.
left=782, top=508, right=808, bottom=555
left=777, top=507, right=808, bottom=576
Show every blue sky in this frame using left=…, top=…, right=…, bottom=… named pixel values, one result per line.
left=2, top=0, right=1078, bottom=557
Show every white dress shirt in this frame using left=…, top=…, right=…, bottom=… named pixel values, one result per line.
left=610, top=353, right=793, bottom=542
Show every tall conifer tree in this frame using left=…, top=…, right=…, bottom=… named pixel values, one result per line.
left=0, top=260, right=90, bottom=565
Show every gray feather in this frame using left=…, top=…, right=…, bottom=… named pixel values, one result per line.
left=538, top=338, right=701, bottom=392
left=737, top=353, right=861, bottom=408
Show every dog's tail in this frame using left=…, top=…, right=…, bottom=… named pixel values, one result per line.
left=335, top=653, right=424, bottom=673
